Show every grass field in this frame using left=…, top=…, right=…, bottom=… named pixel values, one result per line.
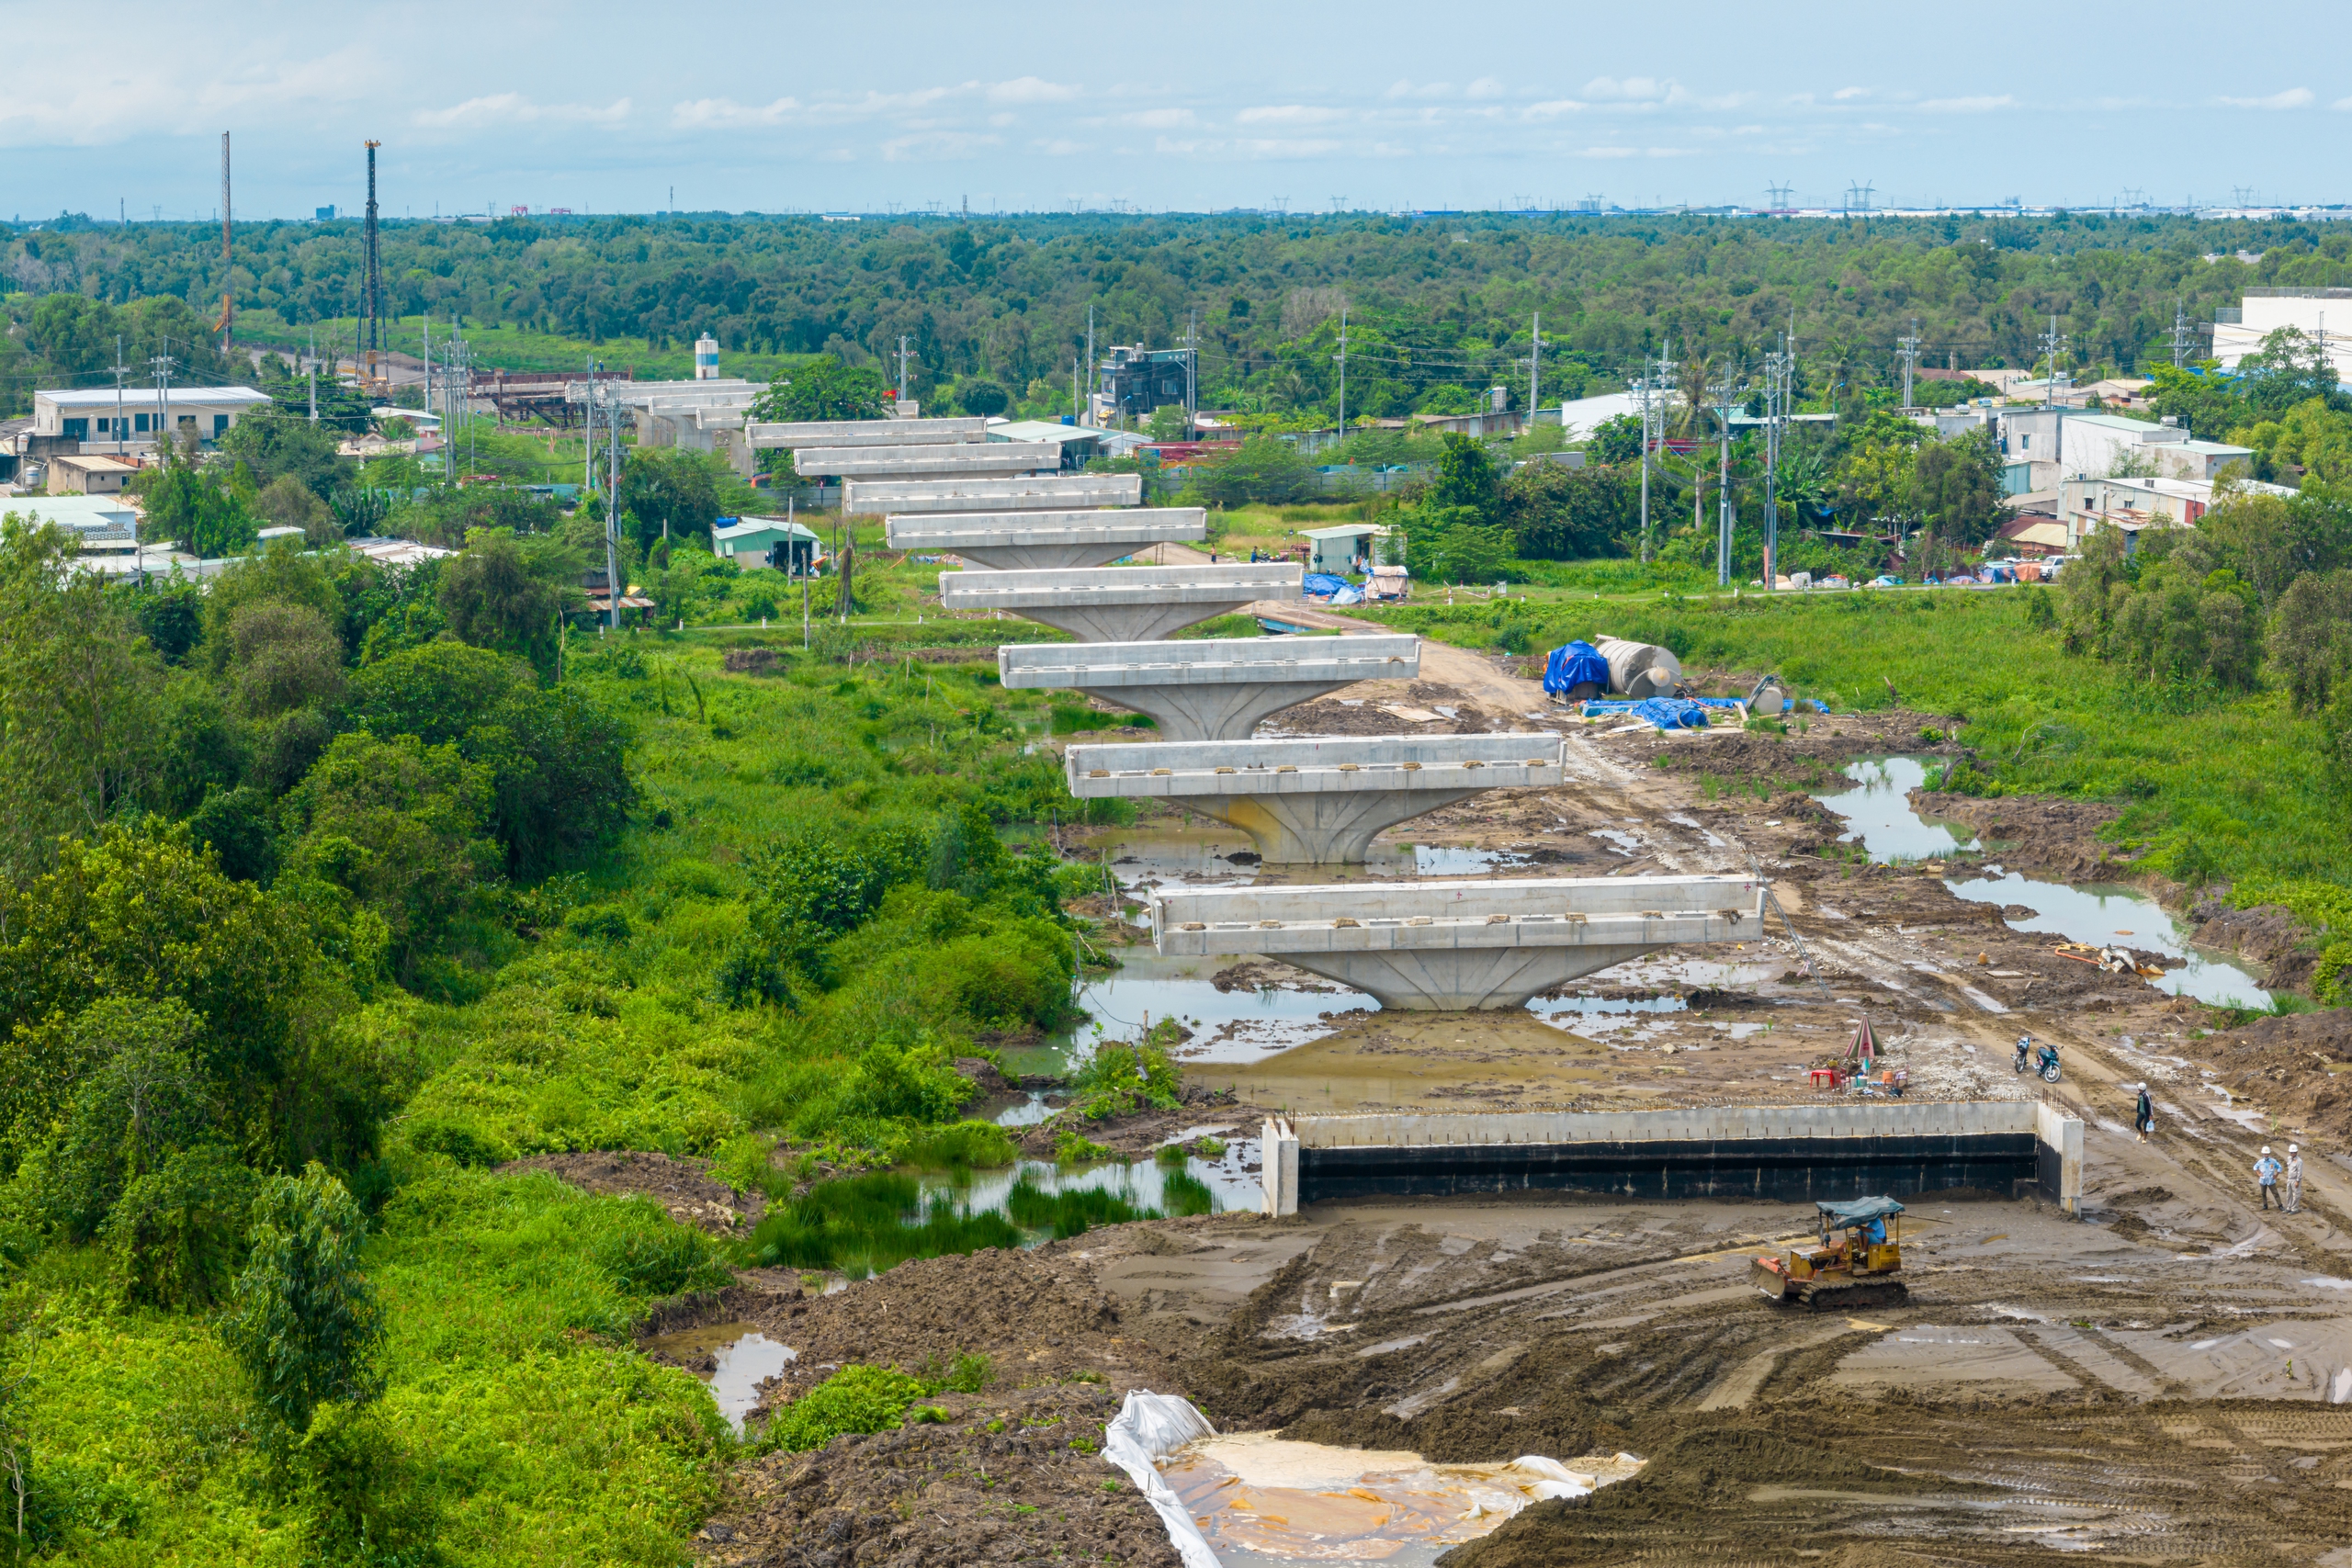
left=234, top=310, right=823, bottom=385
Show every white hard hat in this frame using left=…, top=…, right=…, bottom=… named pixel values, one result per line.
left=2290, top=1144, right=2299, bottom=1154
left=2261, top=1145, right=2271, bottom=1155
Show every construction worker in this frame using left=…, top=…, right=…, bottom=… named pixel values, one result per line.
left=2134, top=1086, right=2154, bottom=1144
left=2285, top=1145, right=2303, bottom=1214
left=2255, top=1147, right=2283, bottom=1211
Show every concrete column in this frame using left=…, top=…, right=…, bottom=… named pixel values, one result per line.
left=1262, top=1118, right=1299, bottom=1216
left=1179, top=786, right=1483, bottom=864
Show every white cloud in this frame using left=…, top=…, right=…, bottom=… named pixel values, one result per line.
left=1583, top=75, right=1672, bottom=101
left=1525, top=99, right=1587, bottom=120
left=0, top=48, right=364, bottom=147
left=988, top=76, right=1080, bottom=105
left=2216, top=87, right=2312, bottom=109
left=1917, top=95, right=2017, bottom=113
left=1466, top=77, right=1505, bottom=99
left=1035, top=137, right=1085, bottom=156
left=879, top=130, right=1000, bottom=162
left=415, top=94, right=630, bottom=130
left=1118, top=107, right=1195, bottom=129
left=1833, top=85, right=1871, bottom=101
left=2336, top=96, right=2352, bottom=111
left=1237, top=105, right=1348, bottom=125
left=672, top=96, right=799, bottom=129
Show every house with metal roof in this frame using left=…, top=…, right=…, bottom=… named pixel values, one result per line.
left=712, top=515, right=824, bottom=572
left=30, top=386, right=273, bottom=450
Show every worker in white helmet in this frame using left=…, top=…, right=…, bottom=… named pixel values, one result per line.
left=2284, top=1145, right=2303, bottom=1214
left=2254, top=1146, right=2283, bottom=1211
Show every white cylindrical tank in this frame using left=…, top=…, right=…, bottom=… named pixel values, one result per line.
left=695, top=333, right=720, bottom=380
left=1596, top=636, right=1683, bottom=699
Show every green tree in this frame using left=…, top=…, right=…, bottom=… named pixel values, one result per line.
left=1402, top=505, right=1513, bottom=583
left=1146, top=403, right=1188, bottom=440
left=1906, top=428, right=2005, bottom=545
left=279, top=733, right=497, bottom=977
left=0, top=518, right=164, bottom=881
left=222, top=1164, right=384, bottom=1442
left=1430, top=433, right=1501, bottom=520
left=750, top=356, right=891, bottom=423
left=617, top=449, right=722, bottom=558
left=2267, top=569, right=2352, bottom=714
left=223, top=601, right=346, bottom=720
left=957, top=378, right=1011, bottom=418
left=1191, top=435, right=1313, bottom=506
left=436, top=529, right=582, bottom=670
left=1587, top=413, right=1644, bottom=467
left=217, top=411, right=356, bottom=502
left=1505, top=461, right=1634, bottom=559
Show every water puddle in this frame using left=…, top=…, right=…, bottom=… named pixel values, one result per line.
left=1816, top=758, right=2270, bottom=1008
left=919, top=1148, right=1261, bottom=1220
left=639, top=1322, right=796, bottom=1433
left=1006, top=948, right=1375, bottom=1077
left=1163, top=1433, right=1643, bottom=1565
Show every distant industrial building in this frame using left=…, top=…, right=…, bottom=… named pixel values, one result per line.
left=1095, top=345, right=1193, bottom=423
left=2213, top=288, right=2352, bottom=380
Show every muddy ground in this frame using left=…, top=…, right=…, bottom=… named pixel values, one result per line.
left=625, top=661, right=2352, bottom=1566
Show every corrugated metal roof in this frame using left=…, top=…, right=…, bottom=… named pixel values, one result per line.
left=39, top=386, right=273, bottom=407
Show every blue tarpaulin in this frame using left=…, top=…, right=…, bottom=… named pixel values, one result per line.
left=1580, top=697, right=1714, bottom=730
left=1301, top=572, right=1351, bottom=598
left=1543, top=640, right=1611, bottom=696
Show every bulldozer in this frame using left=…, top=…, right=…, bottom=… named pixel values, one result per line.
left=1750, top=1196, right=1908, bottom=1310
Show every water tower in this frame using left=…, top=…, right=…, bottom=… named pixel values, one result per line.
left=694, top=333, right=720, bottom=380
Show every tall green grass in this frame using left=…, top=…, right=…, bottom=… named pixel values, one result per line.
left=1365, top=587, right=2352, bottom=893
left=738, top=1173, right=1023, bottom=1274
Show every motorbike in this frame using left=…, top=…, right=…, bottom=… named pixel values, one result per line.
left=2035, top=1042, right=2063, bottom=1083
left=2013, top=1035, right=2033, bottom=1075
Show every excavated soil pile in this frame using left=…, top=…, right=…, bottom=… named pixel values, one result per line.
left=699, top=1382, right=1180, bottom=1568
left=737, top=1239, right=1187, bottom=1403
left=1012, top=1086, right=1249, bottom=1161
left=2193, top=898, right=2322, bottom=992
left=1274, top=697, right=1483, bottom=735
left=502, top=1150, right=760, bottom=1235
left=1911, top=789, right=2127, bottom=882
left=2203, top=1007, right=2352, bottom=1142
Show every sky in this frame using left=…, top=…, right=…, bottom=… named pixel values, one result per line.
left=5, top=0, right=2349, bottom=222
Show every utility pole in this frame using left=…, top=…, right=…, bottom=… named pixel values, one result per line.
left=307, top=327, right=318, bottom=423
left=1763, top=324, right=1791, bottom=591
left=1185, top=308, right=1198, bottom=440
left=218, top=132, right=234, bottom=353
left=423, top=315, right=432, bottom=432
left=1085, top=305, right=1095, bottom=424
left=897, top=333, right=912, bottom=407
left=2171, top=299, right=2191, bottom=368
left=1526, top=310, right=1542, bottom=430
left=2040, top=315, right=2065, bottom=407
left=111, top=335, right=128, bottom=458
left=1640, top=338, right=1676, bottom=564
left=1898, top=318, right=1920, bottom=409
left=1712, top=372, right=1738, bottom=588
left=152, top=348, right=175, bottom=462
left=1334, top=308, right=1347, bottom=443
left=603, top=371, right=623, bottom=632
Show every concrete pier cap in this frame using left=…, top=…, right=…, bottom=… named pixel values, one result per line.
left=844, top=474, right=1144, bottom=515
left=1064, top=733, right=1566, bottom=863
left=940, top=562, right=1302, bottom=641
left=998, top=635, right=1419, bottom=742
left=746, top=416, right=989, bottom=448
left=888, top=509, right=1210, bottom=571
left=1151, top=874, right=1765, bottom=1010
left=794, top=443, right=1063, bottom=482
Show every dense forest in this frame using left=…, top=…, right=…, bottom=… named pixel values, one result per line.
left=10, top=210, right=2352, bottom=419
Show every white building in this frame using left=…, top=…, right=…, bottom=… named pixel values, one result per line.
left=30, top=386, right=273, bottom=451
left=1996, top=410, right=2254, bottom=483
left=2212, top=288, right=2352, bottom=380
left=2058, top=472, right=2297, bottom=548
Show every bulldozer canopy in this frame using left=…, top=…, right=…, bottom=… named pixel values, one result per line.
left=1817, top=1196, right=1905, bottom=1226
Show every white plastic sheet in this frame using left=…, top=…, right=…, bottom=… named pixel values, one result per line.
left=1101, top=1391, right=1222, bottom=1568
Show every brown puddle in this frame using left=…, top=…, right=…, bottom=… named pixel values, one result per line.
left=641, top=1321, right=796, bottom=1432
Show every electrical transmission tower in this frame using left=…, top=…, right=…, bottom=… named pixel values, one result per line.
left=1765, top=181, right=1794, bottom=211
left=2172, top=299, right=2193, bottom=368
left=363, top=141, right=384, bottom=389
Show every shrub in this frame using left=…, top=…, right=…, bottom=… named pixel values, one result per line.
left=1069, top=1040, right=1181, bottom=1121
left=1007, top=1177, right=1154, bottom=1238
left=763, top=1365, right=927, bottom=1452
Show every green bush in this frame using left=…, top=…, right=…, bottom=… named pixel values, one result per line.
left=1006, top=1177, right=1157, bottom=1239
left=1069, top=1040, right=1181, bottom=1121
left=585, top=1196, right=732, bottom=1298
left=763, top=1365, right=927, bottom=1452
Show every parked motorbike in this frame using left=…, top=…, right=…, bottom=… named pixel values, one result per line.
left=2035, top=1042, right=2063, bottom=1083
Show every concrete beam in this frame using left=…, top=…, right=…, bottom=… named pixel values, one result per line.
left=846, top=475, right=1143, bottom=514
left=797, top=443, right=1063, bottom=481
left=1064, top=733, right=1564, bottom=863
left=888, top=509, right=1207, bottom=570
left=939, top=562, right=1300, bottom=642
left=999, top=635, right=1419, bottom=742
left=1151, top=874, right=1765, bottom=1009
left=747, top=417, right=989, bottom=449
